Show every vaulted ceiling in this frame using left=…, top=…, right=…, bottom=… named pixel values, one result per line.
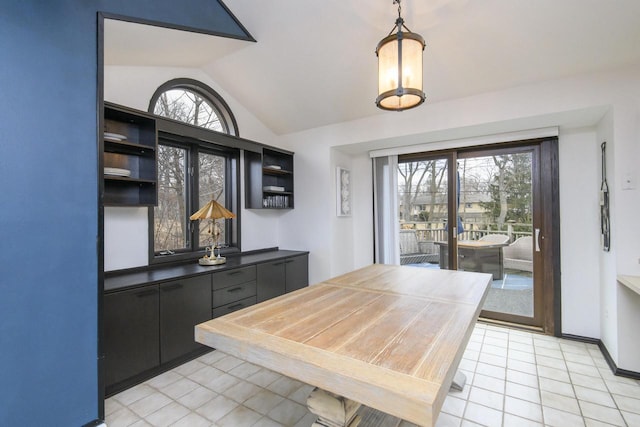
left=105, top=0, right=640, bottom=136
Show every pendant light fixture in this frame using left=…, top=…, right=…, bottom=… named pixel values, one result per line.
left=376, top=0, right=426, bottom=111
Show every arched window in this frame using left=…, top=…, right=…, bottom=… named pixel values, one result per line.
left=149, top=78, right=238, bottom=136
left=148, top=79, right=240, bottom=263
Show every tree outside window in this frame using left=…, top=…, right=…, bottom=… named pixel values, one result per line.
left=149, top=80, right=238, bottom=260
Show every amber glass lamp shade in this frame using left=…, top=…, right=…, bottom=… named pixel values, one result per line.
left=376, top=30, right=425, bottom=111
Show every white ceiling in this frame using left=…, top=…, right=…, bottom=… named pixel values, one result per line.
left=104, top=0, right=640, bottom=136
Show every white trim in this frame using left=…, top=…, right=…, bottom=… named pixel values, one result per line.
left=369, top=127, right=559, bottom=158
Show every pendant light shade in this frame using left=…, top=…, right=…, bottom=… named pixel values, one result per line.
left=376, top=0, right=426, bottom=111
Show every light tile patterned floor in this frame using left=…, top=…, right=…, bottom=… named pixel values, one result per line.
left=105, top=323, right=640, bottom=427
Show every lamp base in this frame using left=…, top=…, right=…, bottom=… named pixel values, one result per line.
left=199, top=256, right=226, bottom=266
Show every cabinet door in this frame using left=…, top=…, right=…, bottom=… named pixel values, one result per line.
left=160, top=275, right=212, bottom=363
left=104, top=286, right=159, bottom=389
left=285, top=254, right=309, bottom=293
left=257, top=261, right=286, bottom=303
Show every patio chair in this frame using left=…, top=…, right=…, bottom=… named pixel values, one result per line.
left=479, top=234, right=510, bottom=244
left=399, top=230, right=438, bottom=265
left=503, top=236, right=533, bottom=272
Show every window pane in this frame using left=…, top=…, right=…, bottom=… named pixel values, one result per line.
left=154, top=88, right=223, bottom=132
left=154, top=145, right=188, bottom=253
left=398, top=159, right=448, bottom=265
left=198, top=152, right=227, bottom=249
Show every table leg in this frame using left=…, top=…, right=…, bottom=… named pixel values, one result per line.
left=307, top=387, right=361, bottom=427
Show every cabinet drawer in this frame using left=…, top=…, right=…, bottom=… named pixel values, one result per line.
left=213, top=281, right=257, bottom=308
left=212, top=266, right=256, bottom=290
left=212, top=296, right=257, bottom=318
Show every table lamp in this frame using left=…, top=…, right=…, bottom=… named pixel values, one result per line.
left=189, top=199, right=236, bottom=266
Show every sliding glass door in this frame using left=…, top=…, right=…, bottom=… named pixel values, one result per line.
left=396, top=140, right=558, bottom=331
left=398, top=156, right=450, bottom=267
left=457, top=147, right=541, bottom=326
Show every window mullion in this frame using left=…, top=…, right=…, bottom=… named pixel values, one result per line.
left=189, top=146, right=199, bottom=251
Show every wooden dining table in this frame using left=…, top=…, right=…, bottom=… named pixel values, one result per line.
left=196, top=264, right=491, bottom=427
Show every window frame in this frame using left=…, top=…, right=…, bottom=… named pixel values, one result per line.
left=148, top=78, right=239, bottom=137
left=148, top=77, right=242, bottom=265
left=149, top=127, right=240, bottom=265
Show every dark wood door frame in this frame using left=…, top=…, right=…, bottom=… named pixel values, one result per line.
left=399, top=137, right=561, bottom=335
left=540, top=138, right=561, bottom=336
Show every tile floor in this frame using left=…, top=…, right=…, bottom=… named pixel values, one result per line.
left=105, top=323, right=640, bottom=427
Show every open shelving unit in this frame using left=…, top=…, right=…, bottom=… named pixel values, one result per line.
left=103, top=103, right=157, bottom=206
left=245, top=147, right=294, bottom=209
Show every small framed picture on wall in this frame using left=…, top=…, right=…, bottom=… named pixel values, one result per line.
left=336, top=167, right=351, bottom=217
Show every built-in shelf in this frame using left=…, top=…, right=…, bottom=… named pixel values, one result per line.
left=618, top=275, right=640, bottom=296
left=245, top=147, right=294, bottom=209
left=103, top=103, right=158, bottom=206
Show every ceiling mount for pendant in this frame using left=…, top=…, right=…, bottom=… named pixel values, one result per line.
left=375, top=0, right=426, bottom=111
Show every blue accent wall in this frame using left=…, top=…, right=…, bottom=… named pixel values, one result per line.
left=0, top=1, right=250, bottom=425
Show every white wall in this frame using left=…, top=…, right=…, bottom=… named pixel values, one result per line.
left=276, top=141, right=333, bottom=284
left=611, top=98, right=640, bottom=372
left=103, top=61, right=640, bottom=372
left=597, top=109, right=619, bottom=363
left=558, top=127, right=601, bottom=339
left=104, top=66, right=276, bottom=144
left=278, top=64, right=640, bottom=372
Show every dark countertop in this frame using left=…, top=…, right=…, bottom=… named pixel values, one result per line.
left=105, top=249, right=308, bottom=292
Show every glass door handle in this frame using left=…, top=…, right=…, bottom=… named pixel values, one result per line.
left=535, top=228, right=541, bottom=252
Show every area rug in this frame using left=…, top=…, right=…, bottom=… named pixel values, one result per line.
left=482, top=287, right=534, bottom=317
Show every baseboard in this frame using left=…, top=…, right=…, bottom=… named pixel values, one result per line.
left=560, top=333, right=600, bottom=345
left=597, top=340, right=640, bottom=380
left=83, top=420, right=105, bottom=427
left=561, top=333, right=640, bottom=380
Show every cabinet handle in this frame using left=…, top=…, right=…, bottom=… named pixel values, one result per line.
left=227, top=303, right=244, bottom=311
left=228, top=270, right=243, bottom=276
left=227, top=287, right=243, bottom=293
left=135, top=288, right=157, bottom=298
left=285, top=259, right=294, bottom=264
left=273, top=262, right=285, bottom=266
left=162, top=283, right=184, bottom=292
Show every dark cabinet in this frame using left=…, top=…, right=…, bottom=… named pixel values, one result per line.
left=245, top=148, right=294, bottom=209
left=160, top=275, right=212, bottom=363
left=104, top=251, right=308, bottom=395
left=212, top=266, right=257, bottom=317
left=104, top=285, right=159, bottom=390
left=257, top=260, right=286, bottom=303
left=285, top=254, right=309, bottom=292
left=257, top=254, right=309, bottom=302
left=105, top=276, right=211, bottom=395
left=103, top=103, right=157, bottom=206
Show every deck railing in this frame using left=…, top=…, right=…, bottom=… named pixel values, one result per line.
left=402, top=221, right=532, bottom=245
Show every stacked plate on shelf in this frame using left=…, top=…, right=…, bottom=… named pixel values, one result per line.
left=264, top=165, right=282, bottom=170
left=263, top=185, right=285, bottom=192
left=104, top=167, right=131, bottom=177
left=104, top=132, right=127, bottom=142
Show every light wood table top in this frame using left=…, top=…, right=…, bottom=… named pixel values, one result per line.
left=196, top=264, right=491, bottom=426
